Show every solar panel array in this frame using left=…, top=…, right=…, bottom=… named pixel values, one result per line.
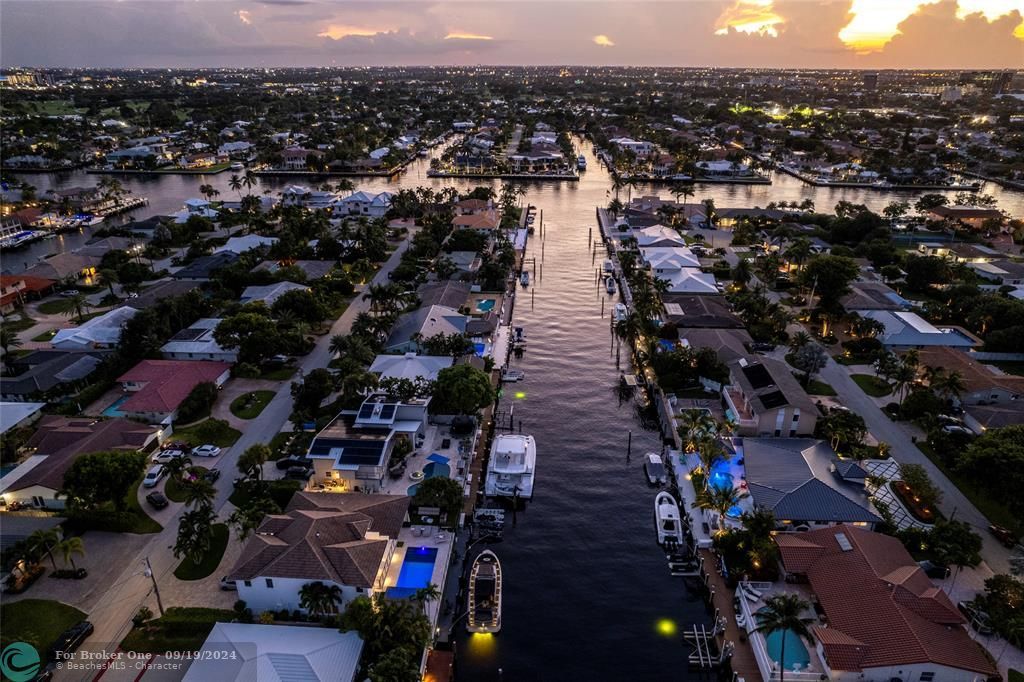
left=742, top=363, right=775, bottom=389
left=169, top=327, right=207, bottom=341
left=759, top=390, right=788, bottom=409
left=308, top=437, right=386, bottom=466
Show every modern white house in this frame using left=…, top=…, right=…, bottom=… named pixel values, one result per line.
left=369, top=352, right=453, bottom=383
left=51, top=306, right=138, bottom=351
left=213, top=235, right=278, bottom=256
left=239, top=281, right=309, bottom=307
left=384, top=305, right=468, bottom=353
left=227, top=492, right=410, bottom=614
left=280, top=185, right=336, bottom=210
left=861, top=310, right=980, bottom=350
left=641, top=246, right=701, bottom=273
left=655, top=268, right=719, bottom=295
left=160, top=318, right=238, bottom=362
left=333, top=190, right=394, bottom=218
left=632, top=225, right=688, bottom=249
left=184, top=623, right=364, bottom=682
left=608, top=137, right=657, bottom=157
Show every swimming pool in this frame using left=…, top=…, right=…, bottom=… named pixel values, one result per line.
left=475, top=298, right=496, bottom=312
left=386, top=546, right=439, bottom=599
left=102, top=395, right=132, bottom=418
left=757, top=610, right=812, bottom=671
left=406, top=461, right=452, bottom=496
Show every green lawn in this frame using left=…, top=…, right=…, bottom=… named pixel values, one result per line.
left=229, top=479, right=302, bottom=509
left=260, top=366, right=297, bottom=381
left=917, top=443, right=1021, bottom=534
left=805, top=379, right=837, bottom=396
left=173, top=524, right=228, bottom=581
left=2, top=314, right=36, bottom=333
left=171, top=419, right=241, bottom=448
left=851, top=374, right=892, bottom=397
left=37, top=299, right=71, bottom=315
left=31, top=328, right=56, bottom=342
left=1008, top=669, right=1023, bottom=682
left=229, top=390, right=276, bottom=419
left=120, top=607, right=235, bottom=653
left=1, top=599, right=87, bottom=653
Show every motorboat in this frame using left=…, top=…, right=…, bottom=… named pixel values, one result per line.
left=520, top=271, right=530, bottom=287
left=612, top=303, right=628, bottom=323
left=577, top=155, right=587, bottom=170
left=230, top=162, right=245, bottom=171
left=655, top=492, right=684, bottom=545
left=605, top=276, right=616, bottom=294
left=603, top=259, right=614, bottom=273
left=644, top=452, right=667, bottom=485
left=502, top=368, right=525, bottom=382
left=512, top=326, right=527, bottom=349
left=467, top=550, right=502, bottom=633
left=485, top=434, right=536, bottom=499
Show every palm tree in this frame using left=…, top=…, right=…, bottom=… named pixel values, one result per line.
left=1, top=326, right=23, bottom=370
left=58, top=535, right=86, bottom=570
left=891, top=362, right=917, bottom=405
left=413, top=583, right=441, bottom=607
left=783, top=237, right=812, bottom=272
left=174, top=506, right=215, bottom=564
left=299, top=580, right=344, bottom=617
left=677, top=409, right=716, bottom=451
left=163, top=455, right=193, bottom=482
left=181, top=477, right=216, bottom=510
left=695, top=484, right=741, bottom=531
left=228, top=174, right=243, bottom=199
left=64, top=293, right=91, bottom=323
left=242, top=169, right=258, bottom=195
left=99, top=268, right=119, bottom=297
left=28, top=528, right=61, bottom=570
left=236, top=444, right=270, bottom=482
left=732, top=258, right=752, bottom=289
left=695, top=435, right=725, bottom=482
left=753, top=594, right=815, bottom=682
left=788, top=331, right=812, bottom=353
left=701, top=198, right=716, bottom=228
left=932, top=370, right=965, bottom=402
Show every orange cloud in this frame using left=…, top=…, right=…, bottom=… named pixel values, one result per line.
left=444, top=32, right=493, bottom=41
left=593, top=34, right=615, bottom=47
left=715, top=0, right=784, bottom=37
left=318, top=25, right=388, bottom=40
left=956, top=0, right=1024, bottom=38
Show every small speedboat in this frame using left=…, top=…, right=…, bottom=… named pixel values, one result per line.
left=577, top=155, right=587, bottom=170
left=467, top=550, right=502, bottom=633
left=605, top=276, right=616, bottom=294
left=644, top=452, right=667, bottom=485
left=502, top=368, right=525, bottom=382
left=230, top=162, right=245, bottom=171
left=520, top=271, right=530, bottom=287
left=655, top=492, right=684, bottom=545
left=613, top=303, right=628, bottom=322
left=512, top=326, right=527, bottom=349
left=603, top=259, right=614, bottom=273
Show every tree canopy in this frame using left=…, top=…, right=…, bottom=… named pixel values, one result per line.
left=429, top=364, right=493, bottom=415
left=60, top=450, right=148, bottom=512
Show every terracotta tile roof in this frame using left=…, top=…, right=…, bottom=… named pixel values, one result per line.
left=9, top=416, right=158, bottom=492
left=452, top=211, right=499, bottom=230
left=918, top=347, right=1024, bottom=396
left=116, top=360, right=231, bottom=413
left=228, top=494, right=410, bottom=588
left=776, top=525, right=996, bottom=676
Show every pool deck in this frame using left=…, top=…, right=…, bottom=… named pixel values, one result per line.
left=384, top=525, right=455, bottom=629
left=381, top=423, right=466, bottom=496
left=734, top=580, right=826, bottom=680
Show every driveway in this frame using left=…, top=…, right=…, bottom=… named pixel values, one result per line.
left=68, top=238, right=413, bottom=680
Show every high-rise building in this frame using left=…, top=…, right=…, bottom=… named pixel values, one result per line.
left=862, top=73, right=878, bottom=91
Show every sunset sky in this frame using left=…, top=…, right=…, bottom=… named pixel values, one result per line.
left=2, top=0, right=1022, bottom=69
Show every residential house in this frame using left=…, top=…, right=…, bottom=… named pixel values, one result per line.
left=742, top=439, right=881, bottom=530
left=417, top=280, right=471, bottom=310
left=0, top=350, right=108, bottom=401
left=452, top=210, right=500, bottom=231
left=444, top=251, right=482, bottom=277
left=774, top=525, right=997, bottom=681
left=841, top=282, right=914, bottom=313
left=968, top=259, right=1024, bottom=287
left=52, top=306, right=139, bottom=350
left=0, top=416, right=159, bottom=509
left=213, top=235, right=278, bottom=256
left=124, top=280, right=200, bottom=310
left=454, top=198, right=492, bottom=214
left=116, top=359, right=231, bottom=424
left=253, top=260, right=336, bottom=280
left=239, top=281, right=309, bottom=307
left=161, top=318, right=238, bottom=362
left=384, top=305, right=467, bottom=353
left=641, top=246, right=701, bottom=273
left=183, top=624, right=363, bottom=682
left=281, top=185, right=336, bottom=210
left=925, top=205, right=1003, bottom=230
left=369, top=352, right=453, bottom=383
left=860, top=310, right=980, bottom=350
left=227, top=492, right=410, bottom=613
left=608, top=137, right=657, bottom=157
left=0, top=401, right=46, bottom=435
left=916, top=242, right=1001, bottom=264
left=632, top=225, right=687, bottom=249
left=23, top=252, right=100, bottom=283
left=724, top=357, right=819, bottom=436
left=916, top=347, right=1024, bottom=431
left=173, top=252, right=240, bottom=280
left=677, top=328, right=754, bottom=364
left=661, top=295, right=746, bottom=329
left=655, top=268, right=719, bottom=295
left=333, top=191, right=394, bottom=218
left=0, top=275, right=55, bottom=314
left=281, top=146, right=324, bottom=171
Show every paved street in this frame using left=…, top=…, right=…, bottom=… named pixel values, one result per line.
left=66, top=239, right=412, bottom=679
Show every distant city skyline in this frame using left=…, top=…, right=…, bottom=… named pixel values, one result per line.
left=1, top=0, right=1022, bottom=69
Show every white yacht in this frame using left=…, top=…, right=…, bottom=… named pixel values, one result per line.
left=655, top=491, right=684, bottom=545
left=643, top=452, right=667, bottom=485
left=230, top=162, right=245, bottom=171
left=605, top=276, right=617, bottom=294
left=577, top=155, right=587, bottom=170
left=467, top=550, right=502, bottom=633
left=612, top=303, right=628, bottom=323
left=502, top=368, right=525, bottom=382
left=485, top=434, right=536, bottom=499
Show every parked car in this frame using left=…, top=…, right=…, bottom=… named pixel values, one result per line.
left=145, top=491, right=169, bottom=509
left=152, top=449, right=186, bottom=464
left=276, top=456, right=313, bottom=470
left=941, top=424, right=974, bottom=437
left=285, top=466, right=313, bottom=481
left=989, top=524, right=1019, bottom=548
left=749, top=342, right=775, bottom=352
left=191, top=444, right=221, bottom=458
left=142, top=464, right=166, bottom=488
left=219, top=576, right=237, bottom=591
left=50, top=621, right=94, bottom=660
left=957, top=601, right=994, bottom=635
left=59, top=290, right=80, bottom=297
left=937, top=414, right=963, bottom=425
left=917, top=560, right=949, bottom=580
left=202, top=469, right=221, bottom=484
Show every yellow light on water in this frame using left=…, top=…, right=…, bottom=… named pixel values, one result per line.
left=656, top=618, right=677, bottom=637
left=515, top=391, right=526, bottom=399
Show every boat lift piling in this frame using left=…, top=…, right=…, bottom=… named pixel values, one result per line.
left=627, top=430, right=632, bottom=461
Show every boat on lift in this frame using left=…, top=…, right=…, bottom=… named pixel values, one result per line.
left=577, top=155, right=587, bottom=170
left=613, top=303, right=628, bottom=322
left=655, top=491, right=684, bottom=545
left=605, top=276, right=616, bottom=294
left=644, top=452, right=667, bottom=485
left=520, top=271, right=530, bottom=287
left=467, top=550, right=502, bottom=633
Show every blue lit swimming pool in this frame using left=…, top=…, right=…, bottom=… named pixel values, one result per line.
left=476, top=298, right=496, bottom=312
left=102, top=395, right=131, bottom=418
left=757, top=609, right=812, bottom=671
left=406, top=461, right=452, bottom=496
left=386, top=546, right=439, bottom=598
